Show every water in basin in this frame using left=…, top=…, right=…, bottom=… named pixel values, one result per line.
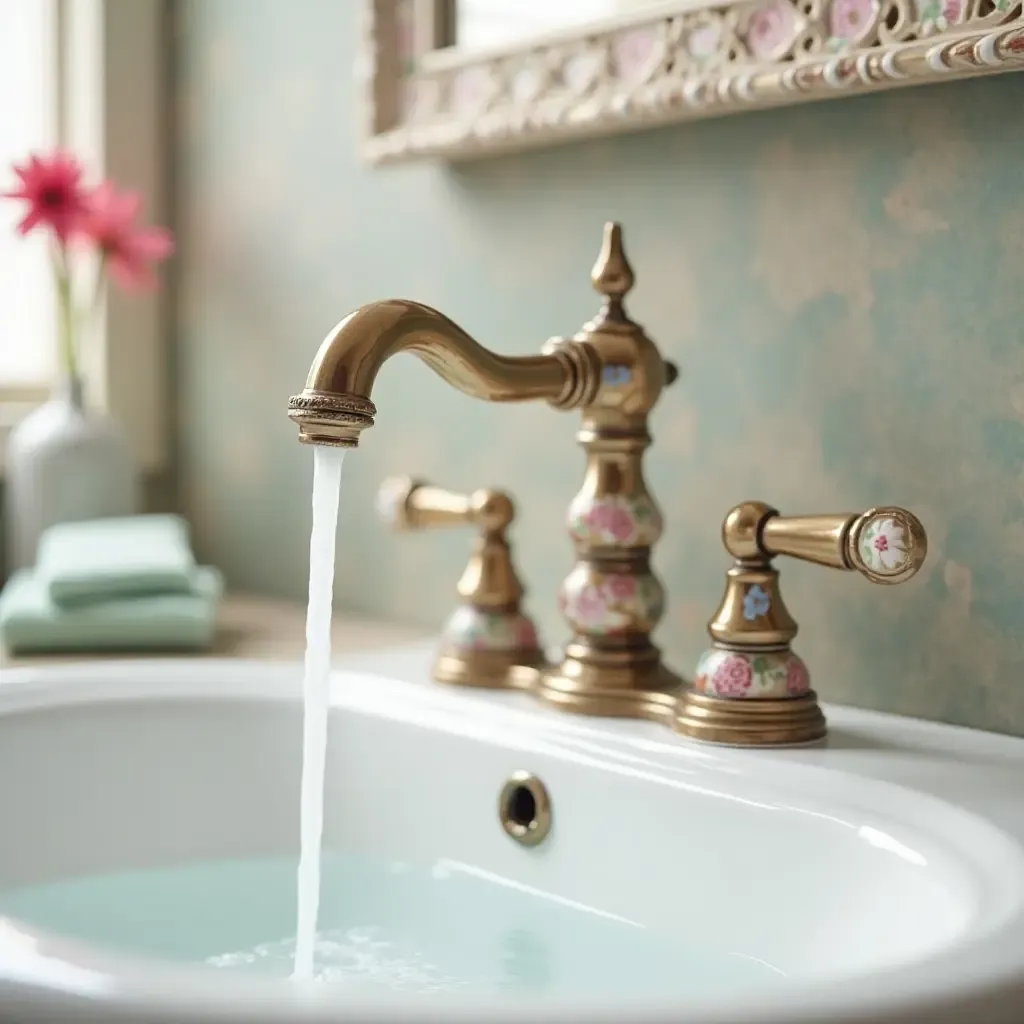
left=0, top=851, right=786, bottom=1000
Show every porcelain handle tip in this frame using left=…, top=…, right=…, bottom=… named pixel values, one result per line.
left=846, top=507, right=928, bottom=585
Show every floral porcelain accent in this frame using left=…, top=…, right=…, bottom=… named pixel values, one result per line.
left=375, top=477, right=408, bottom=526
left=687, top=19, right=724, bottom=62
left=568, top=493, right=662, bottom=548
left=915, top=0, right=964, bottom=32
left=443, top=606, right=540, bottom=653
left=559, top=569, right=664, bottom=636
left=744, top=1, right=801, bottom=60
left=828, top=0, right=879, bottom=45
left=858, top=514, right=911, bottom=576
left=613, top=26, right=660, bottom=83
left=742, top=584, right=772, bottom=621
left=695, top=648, right=811, bottom=700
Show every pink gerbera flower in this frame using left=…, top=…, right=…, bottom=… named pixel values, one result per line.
left=3, top=150, right=91, bottom=243
left=80, top=181, right=174, bottom=291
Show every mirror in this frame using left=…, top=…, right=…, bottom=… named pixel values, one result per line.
left=362, top=0, right=1024, bottom=165
left=453, top=2, right=665, bottom=51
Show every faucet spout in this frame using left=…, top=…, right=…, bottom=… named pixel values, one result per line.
left=288, top=299, right=600, bottom=447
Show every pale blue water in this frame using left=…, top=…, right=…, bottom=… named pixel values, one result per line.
left=0, top=854, right=787, bottom=999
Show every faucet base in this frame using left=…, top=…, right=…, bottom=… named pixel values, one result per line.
left=535, top=651, right=684, bottom=723
left=674, top=691, right=827, bottom=747
left=434, top=649, right=546, bottom=691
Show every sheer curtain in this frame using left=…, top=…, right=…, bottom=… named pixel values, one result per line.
left=0, top=0, right=56, bottom=388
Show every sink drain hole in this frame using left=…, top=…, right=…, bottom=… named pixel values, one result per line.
left=499, top=771, right=552, bottom=847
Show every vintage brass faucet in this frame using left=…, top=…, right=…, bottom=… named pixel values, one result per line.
left=289, top=223, right=684, bottom=721
left=289, top=223, right=930, bottom=747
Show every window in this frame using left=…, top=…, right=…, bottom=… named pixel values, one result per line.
left=0, top=0, right=57, bottom=391
left=0, top=0, right=169, bottom=474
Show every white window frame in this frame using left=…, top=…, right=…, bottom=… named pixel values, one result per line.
left=0, top=0, right=169, bottom=475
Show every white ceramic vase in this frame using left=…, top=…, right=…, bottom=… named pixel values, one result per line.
left=3, top=376, right=139, bottom=572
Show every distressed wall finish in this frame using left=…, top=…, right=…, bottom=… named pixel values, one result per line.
left=175, top=1, right=1024, bottom=735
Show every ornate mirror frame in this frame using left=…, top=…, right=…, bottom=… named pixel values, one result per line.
left=362, top=0, right=1024, bottom=164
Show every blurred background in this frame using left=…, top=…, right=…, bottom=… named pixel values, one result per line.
left=2, top=0, right=1023, bottom=733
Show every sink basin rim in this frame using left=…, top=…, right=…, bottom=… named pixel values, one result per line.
left=0, top=651, right=1023, bottom=1024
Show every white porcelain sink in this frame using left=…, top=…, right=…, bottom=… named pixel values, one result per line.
left=1, top=643, right=1024, bottom=1023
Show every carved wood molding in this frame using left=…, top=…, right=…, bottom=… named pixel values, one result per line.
left=361, top=0, right=1024, bottom=164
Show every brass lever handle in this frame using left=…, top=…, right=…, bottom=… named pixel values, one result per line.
left=375, top=475, right=544, bottom=691
left=376, top=477, right=513, bottom=536
left=675, top=499, right=929, bottom=747
left=723, top=501, right=927, bottom=585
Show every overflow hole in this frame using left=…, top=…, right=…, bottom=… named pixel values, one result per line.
left=508, top=786, right=536, bottom=827
left=499, top=772, right=552, bottom=847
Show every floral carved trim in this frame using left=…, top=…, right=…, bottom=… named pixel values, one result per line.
left=362, top=0, right=1024, bottom=164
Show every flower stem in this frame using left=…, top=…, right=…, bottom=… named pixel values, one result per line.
left=87, top=251, right=108, bottom=343
left=51, top=242, right=78, bottom=382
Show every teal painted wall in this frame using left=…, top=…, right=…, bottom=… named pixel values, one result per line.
left=175, top=1, right=1024, bottom=735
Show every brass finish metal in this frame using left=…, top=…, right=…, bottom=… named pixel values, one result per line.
left=376, top=476, right=545, bottom=689
left=292, top=223, right=682, bottom=719
left=498, top=771, right=552, bottom=848
left=288, top=300, right=601, bottom=447
left=534, top=224, right=683, bottom=723
left=288, top=227, right=935, bottom=751
left=679, top=692, right=827, bottom=747
left=675, top=502, right=929, bottom=747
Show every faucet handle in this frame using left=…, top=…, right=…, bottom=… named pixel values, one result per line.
left=674, top=500, right=929, bottom=748
left=375, top=476, right=545, bottom=690
left=376, top=476, right=511, bottom=536
left=726, top=502, right=928, bottom=585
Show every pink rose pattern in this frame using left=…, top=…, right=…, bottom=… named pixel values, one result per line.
left=712, top=655, right=754, bottom=697
left=829, top=0, right=877, bottom=42
left=568, top=495, right=661, bottom=547
left=444, top=608, right=541, bottom=653
left=613, top=26, right=658, bottom=83
left=914, top=0, right=964, bottom=30
left=696, top=649, right=812, bottom=699
left=560, top=572, right=664, bottom=636
left=745, top=1, right=799, bottom=60
left=786, top=657, right=810, bottom=696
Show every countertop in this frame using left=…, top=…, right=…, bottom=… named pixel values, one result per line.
left=0, top=593, right=434, bottom=668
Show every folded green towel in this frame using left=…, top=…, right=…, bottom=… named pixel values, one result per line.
left=37, top=514, right=197, bottom=606
left=0, top=566, right=223, bottom=655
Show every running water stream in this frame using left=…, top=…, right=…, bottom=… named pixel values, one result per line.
left=292, top=446, right=346, bottom=980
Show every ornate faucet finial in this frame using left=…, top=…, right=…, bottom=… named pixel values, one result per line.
left=591, top=221, right=635, bottom=306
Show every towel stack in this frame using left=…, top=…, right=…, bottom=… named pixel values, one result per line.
left=0, top=515, right=223, bottom=656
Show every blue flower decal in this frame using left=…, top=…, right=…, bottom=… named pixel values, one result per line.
left=742, top=584, right=771, bottom=621
left=602, top=364, right=631, bottom=386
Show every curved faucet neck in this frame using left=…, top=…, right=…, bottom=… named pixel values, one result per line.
left=288, top=299, right=600, bottom=447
